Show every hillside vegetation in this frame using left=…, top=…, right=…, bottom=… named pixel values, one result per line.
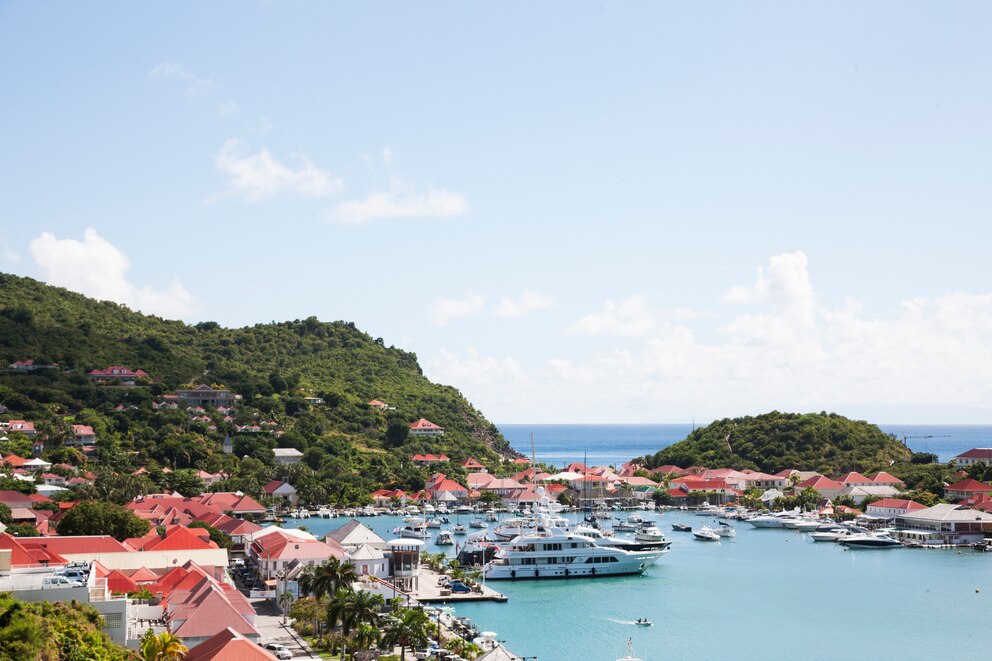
left=640, top=411, right=912, bottom=475
left=0, top=594, right=135, bottom=661
left=0, top=273, right=513, bottom=504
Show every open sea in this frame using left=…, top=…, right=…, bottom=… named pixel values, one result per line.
left=285, top=423, right=992, bottom=660
left=499, top=422, right=992, bottom=467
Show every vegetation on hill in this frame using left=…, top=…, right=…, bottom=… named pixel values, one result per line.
left=0, top=273, right=516, bottom=505
left=640, top=411, right=912, bottom=475
left=0, top=593, right=136, bottom=661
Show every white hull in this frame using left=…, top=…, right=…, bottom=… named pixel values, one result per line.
left=485, top=557, right=657, bottom=580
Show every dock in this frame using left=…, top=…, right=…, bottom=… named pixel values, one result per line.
left=415, top=567, right=509, bottom=603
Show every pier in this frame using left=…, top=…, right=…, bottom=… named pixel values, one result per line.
left=416, top=567, right=509, bottom=603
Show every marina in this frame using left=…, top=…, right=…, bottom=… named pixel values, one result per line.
left=286, top=504, right=992, bottom=661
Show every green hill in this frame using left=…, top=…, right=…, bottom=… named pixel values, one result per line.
left=0, top=273, right=514, bottom=504
left=640, top=411, right=911, bottom=475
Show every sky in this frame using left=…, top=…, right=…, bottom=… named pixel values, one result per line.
left=1, top=2, right=991, bottom=425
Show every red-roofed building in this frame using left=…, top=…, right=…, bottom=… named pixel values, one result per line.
left=370, top=489, right=407, bottom=507
left=166, top=579, right=259, bottom=647
left=249, top=530, right=344, bottom=578
left=368, top=399, right=389, bottom=411
left=865, top=499, right=927, bottom=518
left=670, top=476, right=741, bottom=504
left=411, top=453, right=450, bottom=465
left=870, top=471, right=906, bottom=487
left=953, top=448, right=992, bottom=467
left=945, top=479, right=992, bottom=501
left=105, top=569, right=141, bottom=594
left=127, top=525, right=219, bottom=552
left=461, top=457, right=486, bottom=471
left=4, top=420, right=36, bottom=436
left=797, top=475, right=845, bottom=499
left=467, top=472, right=495, bottom=489
left=87, top=366, right=146, bottom=385
left=512, top=467, right=551, bottom=483
left=564, top=462, right=588, bottom=475
left=649, top=465, right=688, bottom=477
left=837, top=471, right=873, bottom=487
left=0, top=532, right=66, bottom=568
left=186, top=627, right=278, bottom=661
left=511, top=457, right=531, bottom=465
left=427, top=477, right=468, bottom=502
left=409, top=419, right=445, bottom=436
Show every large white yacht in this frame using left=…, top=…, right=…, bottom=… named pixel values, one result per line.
left=483, top=489, right=666, bottom=580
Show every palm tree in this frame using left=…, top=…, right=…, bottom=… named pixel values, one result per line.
left=310, top=557, right=357, bottom=601
left=140, top=630, right=188, bottom=661
left=351, top=622, right=380, bottom=657
left=382, top=608, right=431, bottom=661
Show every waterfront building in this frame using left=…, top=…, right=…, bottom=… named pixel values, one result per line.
left=840, top=484, right=901, bottom=504
left=263, top=480, right=298, bottom=507
left=865, top=498, right=926, bottom=518
left=894, top=503, right=992, bottom=545
left=386, top=538, right=424, bottom=592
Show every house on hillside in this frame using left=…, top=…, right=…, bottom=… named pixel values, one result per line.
left=944, top=479, right=992, bottom=502
left=272, top=448, right=303, bottom=465
left=953, top=448, right=992, bottom=468
left=177, top=384, right=237, bottom=407
left=409, top=419, right=445, bottom=436
left=87, top=366, right=148, bottom=385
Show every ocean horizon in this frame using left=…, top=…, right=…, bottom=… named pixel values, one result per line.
left=498, top=422, right=992, bottom=467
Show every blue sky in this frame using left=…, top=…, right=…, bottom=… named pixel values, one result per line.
left=2, top=2, right=991, bottom=424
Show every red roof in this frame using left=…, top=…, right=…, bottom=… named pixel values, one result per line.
left=866, top=498, right=926, bottom=511
left=955, top=448, right=992, bottom=461
left=512, top=458, right=531, bottom=464
left=797, top=475, right=844, bottom=490
left=946, top=479, right=992, bottom=493
left=128, top=525, right=218, bottom=552
left=410, top=418, right=444, bottom=431
left=19, top=535, right=130, bottom=555
left=106, top=569, right=141, bottom=594
left=837, top=471, right=872, bottom=484
left=870, top=471, right=906, bottom=485
left=461, top=457, right=485, bottom=469
left=186, top=627, right=278, bottom=661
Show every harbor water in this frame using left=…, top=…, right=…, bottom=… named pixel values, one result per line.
left=288, top=508, right=992, bottom=661
left=284, top=423, right=992, bottom=660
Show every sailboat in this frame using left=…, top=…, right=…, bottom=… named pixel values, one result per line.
left=616, top=638, right=644, bottom=661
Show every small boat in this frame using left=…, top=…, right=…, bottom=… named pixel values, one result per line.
left=840, top=532, right=901, bottom=549
left=470, top=518, right=488, bottom=529
left=693, top=526, right=720, bottom=542
left=634, top=522, right=665, bottom=543
left=436, top=530, right=455, bottom=546
left=616, top=638, right=644, bottom=661
left=426, top=518, right=443, bottom=529
left=613, top=520, right=638, bottom=532
left=634, top=618, right=652, bottom=627
left=452, top=524, right=467, bottom=535
left=671, top=524, right=692, bottom=532
left=715, top=524, right=735, bottom=538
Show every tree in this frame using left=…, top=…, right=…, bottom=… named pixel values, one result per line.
left=56, top=500, right=150, bottom=541
left=381, top=608, right=431, bottom=661
left=0, top=502, right=11, bottom=525
left=140, top=629, right=189, bottom=661
left=166, top=469, right=205, bottom=497
left=304, top=557, right=357, bottom=601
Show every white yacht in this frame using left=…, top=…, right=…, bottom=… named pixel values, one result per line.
left=574, top=525, right=671, bottom=552
left=746, top=508, right=801, bottom=528
left=840, top=531, right=902, bottom=549
left=634, top=522, right=665, bottom=543
left=483, top=489, right=665, bottom=580
left=436, top=530, right=454, bottom=546
left=399, top=517, right=430, bottom=539
left=612, top=519, right=639, bottom=533
left=715, top=524, right=735, bottom=538
left=692, top=526, right=721, bottom=542
left=452, top=523, right=467, bottom=535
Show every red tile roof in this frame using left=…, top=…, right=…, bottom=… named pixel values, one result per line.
left=946, top=479, right=992, bottom=493
left=955, top=448, right=992, bottom=461
left=186, top=627, right=277, bottom=661
left=410, top=418, right=444, bottom=431
left=870, top=471, right=906, bottom=485
left=866, top=498, right=926, bottom=511
left=797, top=475, right=844, bottom=490
left=837, top=471, right=872, bottom=484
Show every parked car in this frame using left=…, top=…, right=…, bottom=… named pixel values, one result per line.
left=449, top=580, right=472, bottom=593
left=43, top=576, right=83, bottom=588
left=262, top=643, right=293, bottom=659
left=57, top=569, right=88, bottom=582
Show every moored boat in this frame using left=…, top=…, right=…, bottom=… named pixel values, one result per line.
left=693, top=526, right=720, bottom=541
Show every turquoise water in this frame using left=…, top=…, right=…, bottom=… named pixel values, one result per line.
left=289, top=511, right=992, bottom=661
left=500, top=423, right=992, bottom=467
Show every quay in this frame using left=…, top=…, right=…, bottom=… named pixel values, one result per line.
left=416, top=567, right=509, bottom=603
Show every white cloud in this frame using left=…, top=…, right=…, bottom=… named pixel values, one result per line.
left=29, top=229, right=195, bottom=319
left=567, top=294, right=657, bottom=336
left=494, top=289, right=553, bottom=318
left=382, top=148, right=394, bottom=166
left=212, top=138, right=343, bottom=202
left=217, top=99, right=239, bottom=117
left=439, top=252, right=992, bottom=424
left=430, top=293, right=485, bottom=326
left=328, top=186, right=467, bottom=225
left=427, top=348, right=527, bottom=387
left=148, top=61, right=216, bottom=97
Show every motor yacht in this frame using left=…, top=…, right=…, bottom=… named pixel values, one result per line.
left=436, top=530, right=454, bottom=546
left=692, top=526, right=721, bottom=542
left=399, top=517, right=430, bottom=539
left=452, top=523, right=467, bottom=535
left=613, top=519, right=639, bottom=532
left=715, top=524, right=735, bottom=538
left=840, top=532, right=902, bottom=549
left=574, top=525, right=671, bottom=552
left=634, top=522, right=665, bottom=543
